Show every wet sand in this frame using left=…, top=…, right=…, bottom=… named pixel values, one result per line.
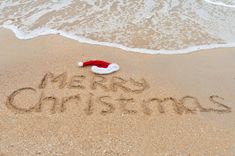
left=0, top=28, right=235, bottom=155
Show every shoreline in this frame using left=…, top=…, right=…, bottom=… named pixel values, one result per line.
left=2, top=25, right=235, bottom=55
left=1, top=28, right=235, bottom=155
left=204, top=0, right=235, bottom=8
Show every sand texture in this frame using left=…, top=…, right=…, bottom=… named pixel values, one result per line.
left=0, top=29, right=235, bottom=155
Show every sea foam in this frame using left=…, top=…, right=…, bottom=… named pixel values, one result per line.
left=0, top=0, right=235, bottom=54
left=205, top=0, right=235, bottom=8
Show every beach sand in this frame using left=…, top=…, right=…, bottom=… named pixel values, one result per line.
left=0, top=28, right=235, bottom=155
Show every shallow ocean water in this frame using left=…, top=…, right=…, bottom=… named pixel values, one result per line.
left=0, top=0, right=235, bottom=54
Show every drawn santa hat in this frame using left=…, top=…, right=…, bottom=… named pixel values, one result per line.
left=78, top=60, right=119, bottom=74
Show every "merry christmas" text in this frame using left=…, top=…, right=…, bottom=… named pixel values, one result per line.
left=6, top=72, right=232, bottom=115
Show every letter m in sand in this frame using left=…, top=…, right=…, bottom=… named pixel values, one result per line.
left=39, top=72, right=67, bottom=89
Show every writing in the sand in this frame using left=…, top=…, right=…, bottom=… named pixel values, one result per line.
left=6, top=72, right=232, bottom=115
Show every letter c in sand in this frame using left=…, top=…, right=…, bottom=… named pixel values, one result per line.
left=6, top=87, right=37, bottom=113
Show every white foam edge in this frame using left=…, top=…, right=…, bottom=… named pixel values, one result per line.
left=204, top=0, right=235, bottom=8
left=1, top=24, right=235, bottom=55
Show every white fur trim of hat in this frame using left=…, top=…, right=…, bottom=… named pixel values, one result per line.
left=91, top=63, right=119, bottom=74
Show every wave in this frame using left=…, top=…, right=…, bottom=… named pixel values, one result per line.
left=204, top=0, right=235, bottom=8
left=0, top=0, right=235, bottom=54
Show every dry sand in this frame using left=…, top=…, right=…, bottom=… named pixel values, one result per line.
left=0, top=28, right=235, bottom=155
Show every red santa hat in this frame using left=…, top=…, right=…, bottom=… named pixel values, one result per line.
left=78, top=60, right=119, bottom=74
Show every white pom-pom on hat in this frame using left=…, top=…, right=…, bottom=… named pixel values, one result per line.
left=78, top=62, right=83, bottom=67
